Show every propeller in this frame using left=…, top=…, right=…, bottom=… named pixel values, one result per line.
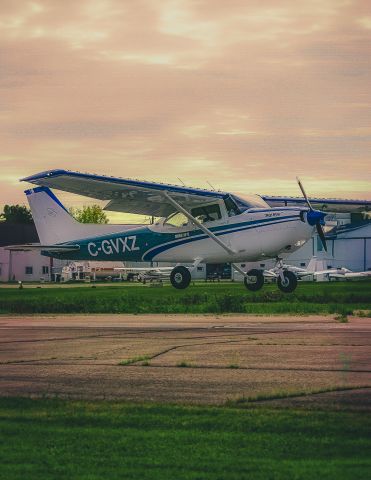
left=296, top=177, right=327, bottom=252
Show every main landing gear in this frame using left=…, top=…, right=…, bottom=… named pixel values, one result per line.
left=243, top=269, right=265, bottom=291
left=170, top=266, right=191, bottom=289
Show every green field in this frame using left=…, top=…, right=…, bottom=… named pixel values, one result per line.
left=0, top=398, right=370, bottom=480
left=0, top=281, right=370, bottom=315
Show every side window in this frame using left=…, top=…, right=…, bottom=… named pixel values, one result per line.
left=25, top=266, right=33, bottom=275
left=164, top=212, right=189, bottom=228
left=191, top=204, right=221, bottom=224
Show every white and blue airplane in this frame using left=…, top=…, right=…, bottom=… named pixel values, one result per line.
left=8, top=169, right=371, bottom=292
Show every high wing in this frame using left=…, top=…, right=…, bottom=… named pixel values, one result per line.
left=22, top=169, right=227, bottom=217
left=262, top=195, right=371, bottom=213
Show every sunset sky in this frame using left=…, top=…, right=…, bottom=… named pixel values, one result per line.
left=1, top=0, right=371, bottom=221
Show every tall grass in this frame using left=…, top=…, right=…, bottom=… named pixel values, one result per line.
left=0, top=281, right=370, bottom=314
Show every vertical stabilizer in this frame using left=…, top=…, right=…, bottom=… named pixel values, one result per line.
left=306, top=256, right=317, bottom=273
left=25, top=187, right=87, bottom=244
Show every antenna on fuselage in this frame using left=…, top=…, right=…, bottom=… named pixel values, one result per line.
left=177, top=177, right=186, bottom=186
left=206, top=180, right=216, bottom=190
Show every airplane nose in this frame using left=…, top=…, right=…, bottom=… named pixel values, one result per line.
left=306, top=209, right=326, bottom=226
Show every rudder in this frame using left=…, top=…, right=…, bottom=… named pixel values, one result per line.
left=25, top=186, right=86, bottom=244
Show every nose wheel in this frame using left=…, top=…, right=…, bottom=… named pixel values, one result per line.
left=277, top=270, right=297, bottom=293
left=170, top=266, right=191, bottom=289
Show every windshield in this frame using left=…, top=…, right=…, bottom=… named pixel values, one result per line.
left=228, top=194, right=270, bottom=212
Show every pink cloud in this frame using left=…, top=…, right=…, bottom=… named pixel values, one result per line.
left=1, top=0, right=370, bottom=214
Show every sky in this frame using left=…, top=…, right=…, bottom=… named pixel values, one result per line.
left=1, top=0, right=371, bottom=221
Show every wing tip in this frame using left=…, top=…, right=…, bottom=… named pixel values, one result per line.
left=20, top=169, right=67, bottom=183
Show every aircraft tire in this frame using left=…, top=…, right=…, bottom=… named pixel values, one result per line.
left=170, top=266, right=191, bottom=289
left=277, top=271, right=298, bottom=293
left=244, top=269, right=264, bottom=291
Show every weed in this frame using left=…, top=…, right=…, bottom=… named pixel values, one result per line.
left=176, top=361, right=192, bottom=368
left=118, top=355, right=151, bottom=366
left=227, top=364, right=240, bottom=369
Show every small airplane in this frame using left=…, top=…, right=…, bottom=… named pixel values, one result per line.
left=317, top=267, right=371, bottom=280
left=7, top=169, right=371, bottom=293
left=263, top=257, right=323, bottom=281
left=262, top=257, right=371, bottom=282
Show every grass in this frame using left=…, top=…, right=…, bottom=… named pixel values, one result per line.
left=176, top=361, right=193, bottom=368
left=0, top=397, right=370, bottom=479
left=225, top=385, right=370, bottom=406
left=0, top=280, right=370, bottom=315
left=118, top=355, right=151, bottom=366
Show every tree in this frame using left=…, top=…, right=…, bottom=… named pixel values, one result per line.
left=69, top=205, right=108, bottom=224
left=0, top=204, right=33, bottom=224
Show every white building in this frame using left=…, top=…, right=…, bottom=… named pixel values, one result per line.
left=0, top=223, right=69, bottom=282
left=0, top=248, right=69, bottom=282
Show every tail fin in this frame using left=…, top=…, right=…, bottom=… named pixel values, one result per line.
left=306, top=256, right=328, bottom=273
left=25, top=186, right=88, bottom=244
left=306, top=256, right=317, bottom=273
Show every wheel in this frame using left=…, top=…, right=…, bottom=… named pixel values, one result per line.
left=277, top=271, right=297, bottom=293
left=244, top=269, right=264, bottom=291
left=170, top=266, right=191, bottom=289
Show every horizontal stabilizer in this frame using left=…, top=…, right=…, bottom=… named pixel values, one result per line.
left=5, top=243, right=80, bottom=252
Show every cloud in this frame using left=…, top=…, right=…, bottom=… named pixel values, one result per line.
left=1, top=0, right=370, bottom=215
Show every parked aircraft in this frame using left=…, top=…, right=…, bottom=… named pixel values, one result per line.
left=263, top=257, right=371, bottom=282
left=317, top=268, right=371, bottom=280
left=114, top=266, right=173, bottom=284
left=7, top=169, right=371, bottom=293
left=263, top=256, right=323, bottom=280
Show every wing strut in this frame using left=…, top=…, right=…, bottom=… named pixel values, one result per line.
left=163, top=192, right=236, bottom=256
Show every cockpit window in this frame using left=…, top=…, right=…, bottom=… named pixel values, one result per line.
left=164, top=212, right=189, bottom=227
left=190, top=204, right=221, bottom=224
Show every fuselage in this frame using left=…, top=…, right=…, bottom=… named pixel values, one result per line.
left=47, top=207, right=314, bottom=264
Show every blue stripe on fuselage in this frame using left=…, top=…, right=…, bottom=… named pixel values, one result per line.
left=142, top=214, right=299, bottom=261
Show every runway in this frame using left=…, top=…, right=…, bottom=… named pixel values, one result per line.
left=1, top=314, right=370, bottom=408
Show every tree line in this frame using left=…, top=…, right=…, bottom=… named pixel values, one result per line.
left=0, top=204, right=108, bottom=224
